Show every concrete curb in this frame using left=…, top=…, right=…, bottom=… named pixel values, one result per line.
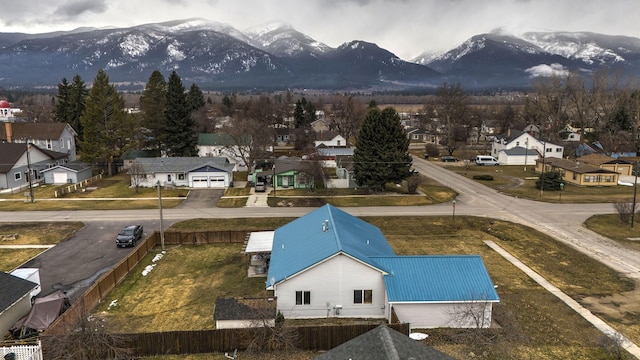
left=485, top=240, right=640, bottom=358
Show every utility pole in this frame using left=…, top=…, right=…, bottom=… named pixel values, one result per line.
left=26, top=143, right=34, bottom=203
left=632, top=161, right=638, bottom=230
left=157, top=180, right=165, bottom=250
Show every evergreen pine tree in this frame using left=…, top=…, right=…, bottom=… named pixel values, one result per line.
left=79, top=69, right=129, bottom=176
left=353, top=107, right=412, bottom=192
left=69, top=75, right=88, bottom=142
left=53, top=77, right=71, bottom=124
left=140, top=70, right=167, bottom=152
left=164, top=71, right=198, bottom=157
left=186, top=83, right=205, bottom=111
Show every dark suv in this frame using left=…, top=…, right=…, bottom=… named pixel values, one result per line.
left=116, top=225, right=144, bottom=248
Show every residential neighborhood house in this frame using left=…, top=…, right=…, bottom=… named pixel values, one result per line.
left=260, top=204, right=499, bottom=329
left=492, top=129, right=564, bottom=166
left=0, top=143, right=69, bottom=191
left=1, top=122, right=78, bottom=161
left=129, top=157, right=234, bottom=188
left=536, top=157, right=620, bottom=187
left=197, top=133, right=250, bottom=172
left=576, top=154, right=634, bottom=176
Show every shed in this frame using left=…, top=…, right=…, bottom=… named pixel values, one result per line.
left=213, top=297, right=276, bottom=329
left=40, top=161, right=92, bottom=184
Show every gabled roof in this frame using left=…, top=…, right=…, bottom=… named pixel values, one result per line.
left=214, top=297, right=276, bottom=321
left=0, top=143, right=67, bottom=173
left=538, top=158, right=619, bottom=174
left=500, top=146, right=539, bottom=156
left=0, top=272, right=38, bottom=313
left=577, top=153, right=631, bottom=166
left=133, top=157, right=234, bottom=174
left=273, top=157, right=309, bottom=174
left=0, top=122, right=76, bottom=140
left=40, top=161, right=91, bottom=173
left=267, top=204, right=395, bottom=286
left=315, top=325, right=458, bottom=360
left=373, top=256, right=499, bottom=303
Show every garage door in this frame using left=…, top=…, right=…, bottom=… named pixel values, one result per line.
left=209, top=176, right=225, bottom=188
left=192, top=176, right=209, bottom=188
left=53, top=172, right=68, bottom=184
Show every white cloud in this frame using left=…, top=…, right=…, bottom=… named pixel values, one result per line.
left=525, top=63, right=569, bottom=78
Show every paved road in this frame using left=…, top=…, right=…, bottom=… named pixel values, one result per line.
left=3, top=157, right=639, bottom=299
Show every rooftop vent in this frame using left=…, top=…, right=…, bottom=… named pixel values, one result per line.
left=322, top=219, right=330, bottom=232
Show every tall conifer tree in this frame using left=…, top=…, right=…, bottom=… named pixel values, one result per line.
left=140, top=70, right=167, bottom=152
left=353, top=107, right=412, bottom=191
left=164, top=71, right=198, bottom=157
left=79, top=69, right=130, bottom=176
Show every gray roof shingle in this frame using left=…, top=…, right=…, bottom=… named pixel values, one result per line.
left=0, top=272, right=38, bottom=312
left=315, top=325, right=457, bottom=360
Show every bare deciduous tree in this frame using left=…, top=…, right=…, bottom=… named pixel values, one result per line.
left=613, top=200, right=637, bottom=224
left=128, top=160, right=146, bottom=193
left=43, top=313, right=133, bottom=359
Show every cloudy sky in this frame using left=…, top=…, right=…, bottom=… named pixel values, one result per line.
left=1, top=0, right=637, bottom=60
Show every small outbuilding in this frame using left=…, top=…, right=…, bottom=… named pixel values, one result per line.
left=40, top=161, right=92, bottom=184
left=213, top=297, right=277, bottom=329
left=0, top=272, right=38, bottom=337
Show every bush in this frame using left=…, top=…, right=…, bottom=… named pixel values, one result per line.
left=425, top=143, right=440, bottom=158
left=473, top=175, right=494, bottom=181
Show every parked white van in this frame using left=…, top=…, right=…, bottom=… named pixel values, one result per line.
left=475, top=155, right=499, bottom=166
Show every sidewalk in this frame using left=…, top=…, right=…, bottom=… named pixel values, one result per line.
left=485, top=240, right=640, bottom=359
left=244, top=187, right=270, bottom=207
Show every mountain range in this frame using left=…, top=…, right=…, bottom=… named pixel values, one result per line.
left=0, top=19, right=638, bottom=92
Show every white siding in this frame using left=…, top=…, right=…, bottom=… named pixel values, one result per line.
left=392, top=302, right=493, bottom=329
left=275, top=254, right=386, bottom=319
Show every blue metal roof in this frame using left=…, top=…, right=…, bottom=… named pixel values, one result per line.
left=372, top=255, right=500, bottom=303
left=266, top=204, right=395, bottom=286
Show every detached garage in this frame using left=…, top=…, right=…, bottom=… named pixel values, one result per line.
left=41, top=161, right=92, bottom=184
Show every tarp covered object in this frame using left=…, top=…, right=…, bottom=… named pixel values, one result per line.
left=11, top=291, right=66, bottom=333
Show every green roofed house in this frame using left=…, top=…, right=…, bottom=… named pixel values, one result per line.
left=263, top=204, right=499, bottom=329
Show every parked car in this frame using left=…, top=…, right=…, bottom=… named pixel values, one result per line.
left=475, top=155, right=499, bottom=166
left=116, top=225, right=143, bottom=248
left=441, top=156, right=458, bottom=162
left=255, top=182, right=266, bottom=192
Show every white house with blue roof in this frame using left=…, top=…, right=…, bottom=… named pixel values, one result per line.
left=265, top=204, right=499, bottom=329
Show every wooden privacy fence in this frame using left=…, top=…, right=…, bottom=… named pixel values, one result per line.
left=45, top=230, right=250, bottom=335
left=41, top=323, right=409, bottom=357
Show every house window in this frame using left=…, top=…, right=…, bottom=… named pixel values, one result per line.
left=14, top=172, right=21, bottom=181
left=178, top=174, right=185, bottom=180
left=46, top=139, right=53, bottom=149
left=296, top=291, right=310, bottom=305
left=60, top=139, right=64, bottom=149
left=556, top=148, right=562, bottom=152
left=353, top=290, right=373, bottom=304
left=337, top=140, right=341, bottom=146
left=546, top=148, right=552, bottom=153
left=167, top=174, right=172, bottom=182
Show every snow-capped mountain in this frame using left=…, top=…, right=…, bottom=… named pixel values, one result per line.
left=417, top=30, right=640, bottom=88
left=245, top=21, right=332, bottom=58
left=0, top=19, right=638, bottom=91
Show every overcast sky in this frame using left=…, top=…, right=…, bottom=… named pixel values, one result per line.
left=1, top=0, right=637, bottom=60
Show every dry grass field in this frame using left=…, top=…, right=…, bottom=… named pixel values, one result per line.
left=94, top=216, right=638, bottom=359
